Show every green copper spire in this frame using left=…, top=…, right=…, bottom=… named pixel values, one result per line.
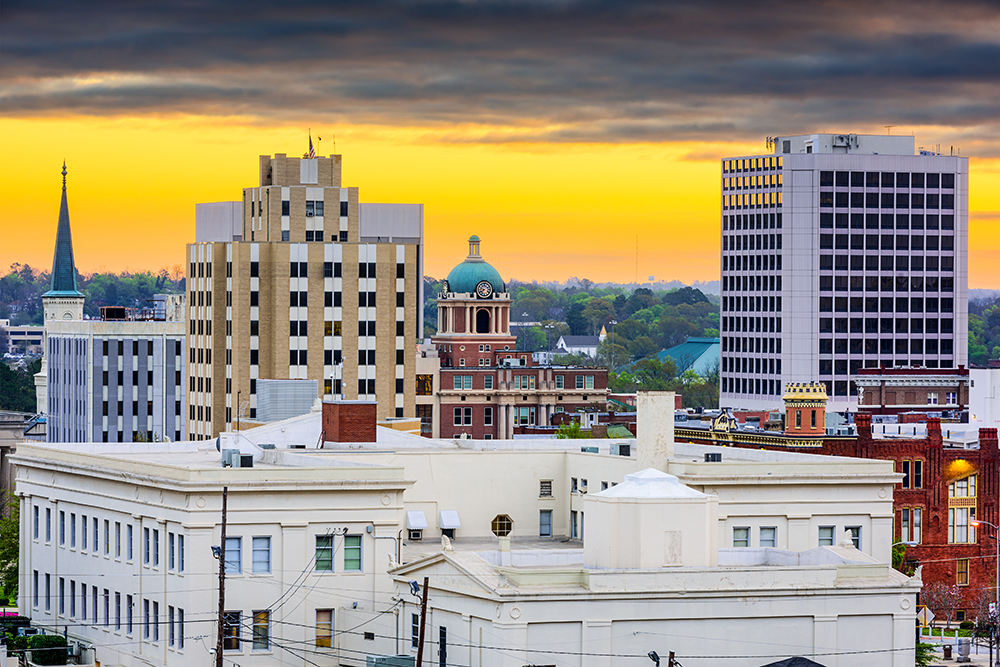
left=44, top=161, right=83, bottom=297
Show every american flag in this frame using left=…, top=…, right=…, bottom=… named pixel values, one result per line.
left=308, top=132, right=316, bottom=159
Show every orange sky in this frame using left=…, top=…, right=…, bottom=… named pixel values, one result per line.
left=1, top=115, right=998, bottom=287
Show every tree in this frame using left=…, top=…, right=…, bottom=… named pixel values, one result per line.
left=555, top=421, right=590, bottom=439
left=565, top=302, right=588, bottom=335
left=581, top=298, right=615, bottom=335
left=922, top=582, right=963, bottom=629
left=0, top=357, right=41, bottom=412
left=0, top=492, right=19, bottom=602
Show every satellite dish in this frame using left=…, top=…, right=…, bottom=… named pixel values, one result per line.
left=215, top=437, right=221, bottom=452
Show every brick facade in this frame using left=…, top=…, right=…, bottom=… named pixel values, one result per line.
left=322, top=400, right=378, bottom=443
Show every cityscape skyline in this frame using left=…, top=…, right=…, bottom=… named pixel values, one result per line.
left=1, top=0, right=998, bottom=285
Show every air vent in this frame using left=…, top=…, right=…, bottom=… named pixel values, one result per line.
left=704, top=452, right=723, bottom=462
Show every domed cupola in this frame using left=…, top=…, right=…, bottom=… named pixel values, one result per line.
left=444, top=236, right=505, bottom=297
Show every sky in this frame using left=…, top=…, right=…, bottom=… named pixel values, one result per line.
left=1, top=0, right=998, bottom=286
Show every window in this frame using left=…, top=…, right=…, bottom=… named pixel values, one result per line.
left=252, top=610, right=270, bottom=650
left=225, top=536, right=242, bottom=574
left=315, top=535, right=334, bottom=571
left=104, top=589, right=110, bottom=627
left=484, top=375, right=494, bottom=390
left=571, top=477, right=579, bottom=493
left=733, top=527, right=750, bottom=548
left=760, top=527, right=777, bottom=548
left=115, top=522, right=121, bottom=558
left=168, top=606, right=175, bottom=646
left=59, top=511, right=65, bottom=545
left=901, top=460, right=911, bottom=489
left=143, top=527, right=149, bottom=563
left=913, top=508, right=922, bottom=544
left=33, top=571, right=38, bottom=607
left=847, top=526, right=861, bottom=549
left=178, top=534, right=185, bottom=572
left=178, top=609, right=185, bottom=648
left=252, top=537, right=271, bottom=573
left=33, top=506, right=38, bottom=539
left=127, top=594, right=133, bottom=634
left=143, top=599, right=150, bottom=638
left=115, top=592, right=120, bottom=630
left=416, top=375, right=433, bottom=396
left=411, top=612, right=420, bottom=648
left=71, top=514, right=76, bottom=548
left=127, top=524, right=133, bottom=560
left=484, top=407, right=493, bottom=426
left=539, top=510, right=553, bottom=537
left=539, top=480, right=553, bottom=497
left=93, top=518, right=99, bottom=552
left=168, top=533, right=175, bottom=570
left=818, top=526, right=835, bottom=546
left=317, top=609, right=333, bottom=648
left=344, top=535, right=362, bottom=571
left=957, top=559, right=969, bottom=585
left=223, top=611, right=241, bottom=650
left=153, top=529, right=159, bottom=566
left=59, top=577, right=65, bottom=615
left=913, top=461, right=923, bottom=488
left=491, top=514, right=513, bottom=537
left=570, top=510, right=578, bottom=538
left=46, top=508, right=51, bottom=542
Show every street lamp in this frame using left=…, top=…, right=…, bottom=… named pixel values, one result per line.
left=971, top=519, right=999, bottom=666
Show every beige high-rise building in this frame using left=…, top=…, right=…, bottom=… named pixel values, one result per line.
left=186, top=153, right=423, bottom=439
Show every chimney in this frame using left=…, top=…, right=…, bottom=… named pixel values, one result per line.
left=322, top=399, right=378, bottom=444
left=636, top=391, right=675, bottom=470
left=855, top=413, right=872, bottom=441
left=979, top=427, right=998, bottom=452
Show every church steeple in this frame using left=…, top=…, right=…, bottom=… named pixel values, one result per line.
left=45, top=161, right=83, bottom=297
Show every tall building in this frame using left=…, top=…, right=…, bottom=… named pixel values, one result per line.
left=418, top=236, right=608, bottom=438
left=720, top=133, right=968, bottom=411
left=187, top=153, right=423, bottom=439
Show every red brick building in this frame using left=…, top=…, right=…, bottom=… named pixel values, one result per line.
left=423, top=236, right=607, bottom=438
left=675, top=414, right=999, bottom=614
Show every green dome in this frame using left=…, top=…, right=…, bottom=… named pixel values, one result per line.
left=445, top=236, right=505, bottom=294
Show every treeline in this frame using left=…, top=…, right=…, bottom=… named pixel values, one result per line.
left=423, top=278, right=722, bottom=407
left=970, top=295, right=1000, bottom=366
left=0, top=264, right=185, bottom=325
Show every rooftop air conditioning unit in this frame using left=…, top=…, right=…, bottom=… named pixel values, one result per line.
left=580, top=446, right=599, bottom=454
left=233, top=454, right=254, bottom=468
left=222, top=449, right=240, bottom=467
left=367, top=656, right=416, bottom=667
left=611, top=443, right=631, bottom=457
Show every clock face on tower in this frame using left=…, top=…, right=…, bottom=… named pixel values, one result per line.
left=476, top=280, right=494, bottom=298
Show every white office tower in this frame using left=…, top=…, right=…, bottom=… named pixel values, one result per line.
left=719, top=134, right=968, bottom=412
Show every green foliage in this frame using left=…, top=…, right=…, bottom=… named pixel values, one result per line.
left=28, top=634, right=69, bottom=665
left=969, top=296, right=1000, bottom=367
left=891, top=543, right=915, bottom=575
left=959, top=620, right=975, bottom=629
left=0, top=264, right=184, bottom=326
left=0, top=493, right=21, bottom=599
left=0, top=357, right=41, bottom=412
left=914, top=641, right=935, bottom=667
left=555, top=421, right=590, bottom=439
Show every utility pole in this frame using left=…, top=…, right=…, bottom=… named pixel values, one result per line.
left=215, top=487, right=228, bottom=667
left=668, top=651, right=676, bottom=667
left=415, top=576, right=429, bottom=667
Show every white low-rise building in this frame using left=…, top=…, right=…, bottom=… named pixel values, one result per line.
left=17, top=393, right=914, bottom=666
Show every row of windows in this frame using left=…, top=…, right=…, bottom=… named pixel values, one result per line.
left=820, top=334, right=953, bottom=353
left=819, top=296, right=954, bottom=314
left=723, top=213, right=782, bottom=231
left=721, top=316, right=781, bottom=335
left=723, top=192, right=782, bottom=210
left=820, top=233, right=955, bottom=251
left=722, top=377, right=785, bottom=396
left=722, top=296, right=782, bottom=314
left=101, top=339, right=171, bottom=357
left=449, top=374, right=595, bottom=390
left=279, top=199, right=348, bottom=217
left=819, top=254, right=954, bottom=273
left=722, top=157, right=782, bottom=173
left=819, top=276, right=954, bottom=293
left=724, top=357, right=781, bottom=376
left=722, top=254, right=783, bottom=273
left=819, top=355, right=954, bottom=376
left=819, top=191, right=955, bottom=209
left=820, top=213, right=954, bottom=231
left=732, top=525, right=861, bottom=549
left=722, top=336, right=781, bottom=354
left=820, top=171, right=955, bottom=189
left=33, top=509, right=185, bottom=572
left=722, top=275, right=783, bottom=293
left=33, top=574, right=185, bottom=648
left=722, top=233, right=782, bottom=252
left=721, top=173, right=783, bottom=190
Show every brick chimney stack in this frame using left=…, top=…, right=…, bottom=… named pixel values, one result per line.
left=855, top=413, right=872, bottom=441
left=322, top=399, right=378, bottom=444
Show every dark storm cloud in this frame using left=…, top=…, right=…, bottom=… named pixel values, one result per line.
left=2, top=0, right=997, bottom=150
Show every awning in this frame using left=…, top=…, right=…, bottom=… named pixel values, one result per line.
left=406, top=511, right=428, bottom=530
left=439, top=510, right=462, bottom=530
